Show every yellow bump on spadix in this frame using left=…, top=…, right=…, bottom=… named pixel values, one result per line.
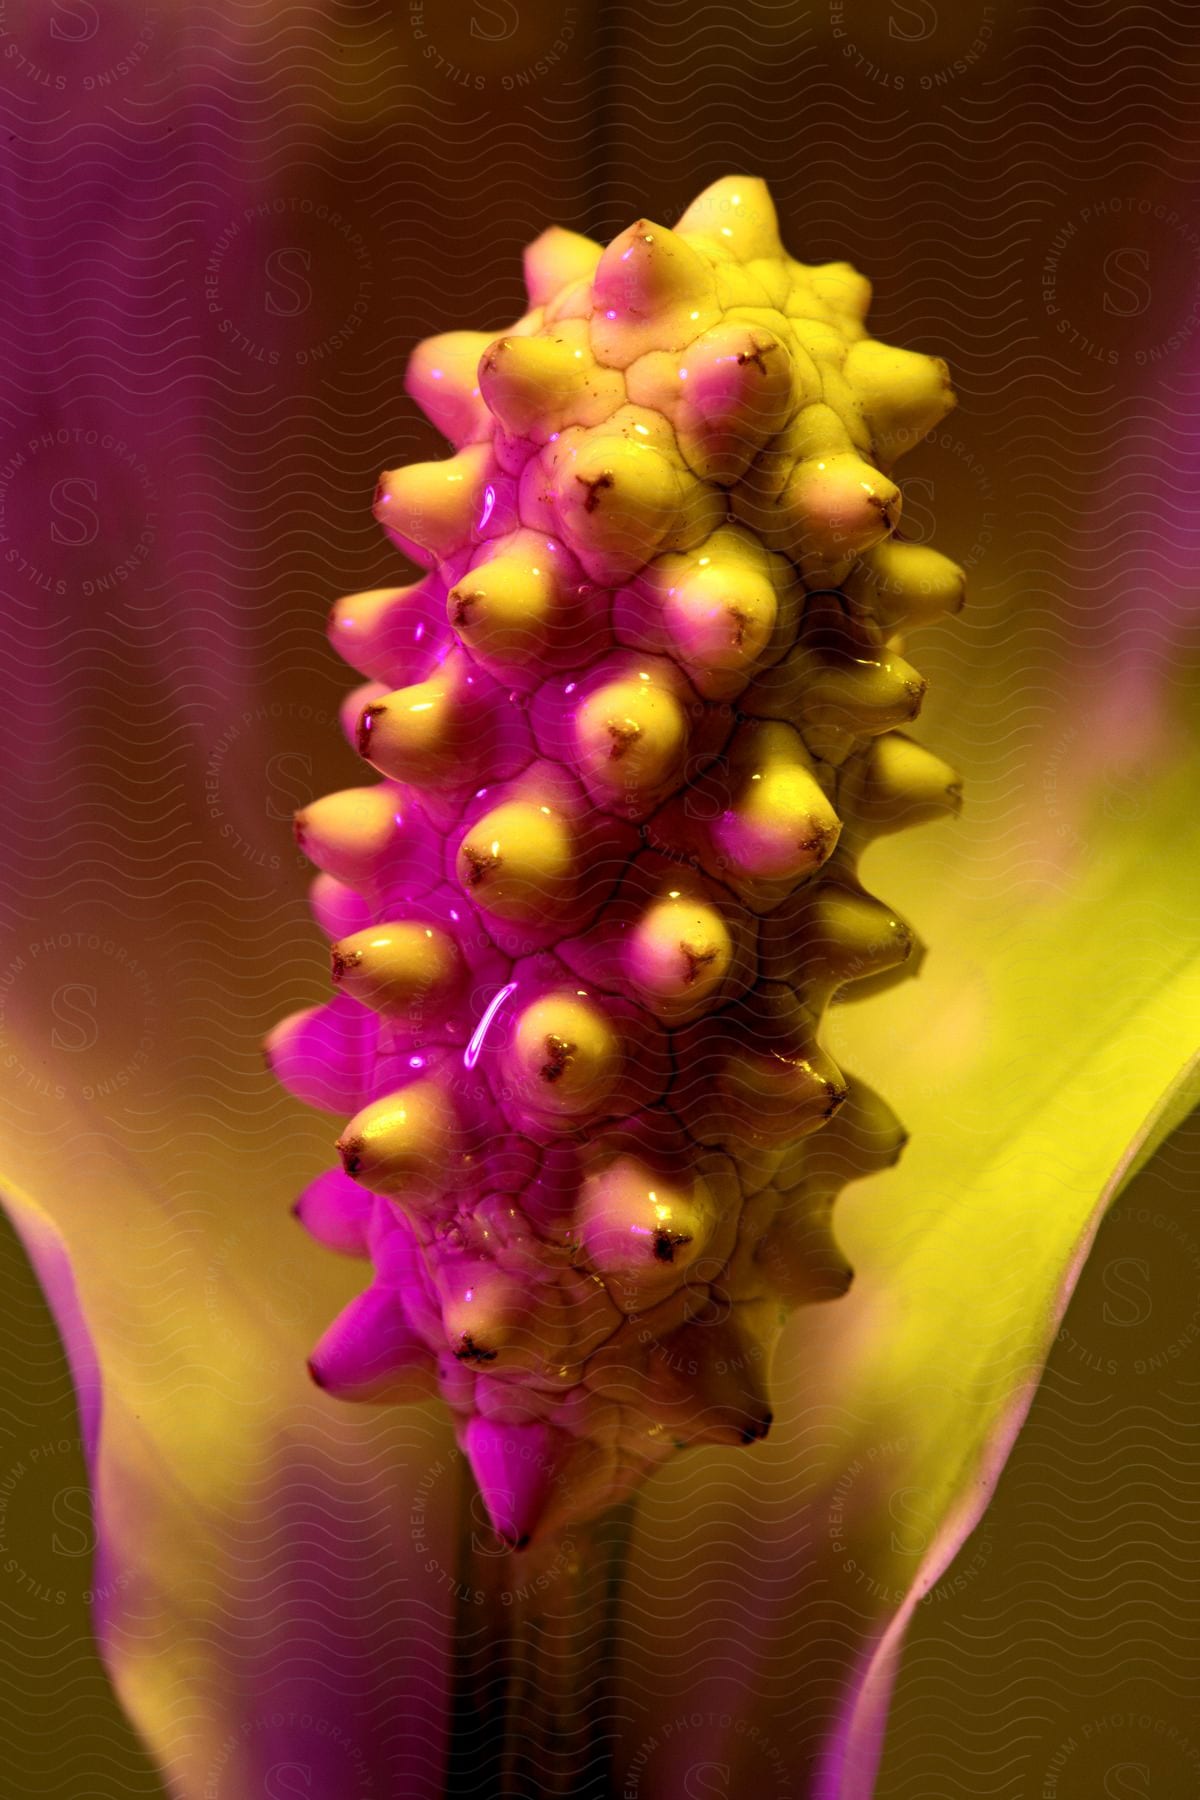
left=356, top=660, right=488, bottom=788
left=455, top=798, right=576, bottom=921
left=676, top=174, right=783, bottom=261
left=626, top=895, right=734, bottom=1022
left=523, top=224, right=603, bottom=308
left=590, top=219, right=721, bottom=365
left=713, top=721, right=842, bottom=886
left=666, top=555, right=777, bottom=688
left=577, top=1157, right=711, bottom=1280
left=551, top=430, right=690, bottom=583
left=670, top=321, right=795, bottom=484
left=761, top=881, right=914, bottom=1001
left=847, top=730, right=963, bottom=836
left=802, top=646, right=927, bottom=738
left=780, top=452, right=901, bottom=566
left=440, top=1262, right=539, bottom=1367
left=374, top=443, right=492, bottom=567
left=503, top=992, right=622, bottom=1120
left=448, top=548, right=569, bottom=673
left=293, top=786, right=399, bottom=885
left=853, top=538, right=967, bottom=633
left=337, top=1081, right=461, bottom=1207
left=478, top=323, right=622, bottom=439
left=844, top=338, right=956, bottom=464
left=712, top=1023, right=848, bottom=1150
left=808, top=259, right=872, bottom=323
left=573, top=674, right=690, bottom=810
left=330, top=922, right=464, bottom=1018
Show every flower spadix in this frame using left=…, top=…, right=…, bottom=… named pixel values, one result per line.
left=272, top=173, right=963, bottom=1545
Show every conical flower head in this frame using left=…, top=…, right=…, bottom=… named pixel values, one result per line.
left=271, top=174, right=963, bottom=1544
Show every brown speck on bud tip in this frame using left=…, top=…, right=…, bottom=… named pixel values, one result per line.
left=449, top=588, right=479, bottom=630
left=605, top=718, right=641, bottom=760
left=329, top=945, right=361, bottom=984
left=337, top=1135, right=364, bottom=1177
left=578, top=470, right=614, bottom=513
left=292, top=812, right=308, bottom=849
left=653, top=1229, right=692, bottom=1263
left=355, top=703, right=385, bottom=760
left=539, top=1034, right=575, bottom=1084
left=478, top=337, right=508, bottom=378
left=513, top=1533, right=531, bottom=1551
left=823, top=1083, right=849, bottom=1121
left=680, top=941, right=718, bottom=985
left=742, top=1412, right=773, bottom=1444
left=307, top=1358, right=327, bottom=1390
left=894, top=922, right=916, bottom=963
left=799, top=825, right=838, bottom=861
left=461, top=844, right=499, bottom=887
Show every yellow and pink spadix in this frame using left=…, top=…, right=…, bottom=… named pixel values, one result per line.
left=268, top=174, right=963, bottom=1546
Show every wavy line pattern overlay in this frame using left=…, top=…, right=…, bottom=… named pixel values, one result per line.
left=1, top=2, right=1199, bottom=1796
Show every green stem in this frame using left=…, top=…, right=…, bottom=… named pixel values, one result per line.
left=445, top=1481, right=635, bottom=1798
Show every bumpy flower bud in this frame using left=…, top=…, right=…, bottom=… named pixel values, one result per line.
left=272, top=175, right=963, bottom=1545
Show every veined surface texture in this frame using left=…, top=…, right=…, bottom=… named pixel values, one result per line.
left=269, top=175, right=964, bottom=1546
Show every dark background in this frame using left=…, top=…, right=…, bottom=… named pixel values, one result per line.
left=1, top=0, right=1199, bottom=1793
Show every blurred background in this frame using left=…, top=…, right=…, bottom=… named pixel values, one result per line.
left=1, top=0, right=1199, bottom=1793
